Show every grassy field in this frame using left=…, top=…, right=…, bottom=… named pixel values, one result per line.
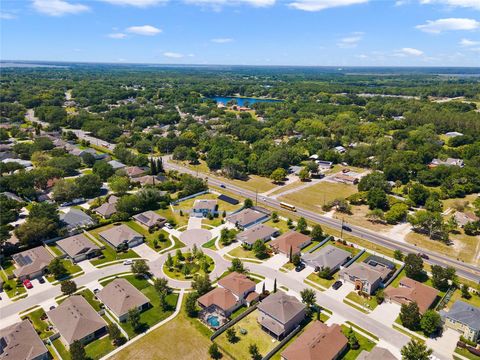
left=110, top=299, right=228, bottom=360
left=446, top=288, right=480, bottom=309
left=124, top=221, right=172, bottom=252
left=306, top=272, right=338, bottom=289
left=264, top=218, right=293, bottom=235
left=215, top=311, right=279, bottom=360
left=345, top=291, right=379, bottom=311
left=337, top=205, right=393, bottom=233
left=228, top=245, right=267, bottom=260
left=154, top=207, right=189, bottom=228
left=47, top=244, right=65, bottom=256
left=278, top=181, right=358, bottom=213
left=85, top=336, right=116, bottom=360
left=454, top=347, right=480, bottom=360
left=268, top=180, right=305, bottom=196
left=21, top=308, right=54, bottom=339
left=340, top=325, right=376, bottom=360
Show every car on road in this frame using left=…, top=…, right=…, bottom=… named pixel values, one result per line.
left=49, top=306, right=56, bottom=310
left=418, top=253, right=430, bottom=260
left=220, top=184, right=226, bottom=188
left=332, top=281, right=343, bottom=290
left=123, top=259, right=133, bottom=265
left=93, top=288, right=99, bottom=294
left=341, top=225, right=352, bottom=232
left=23, top=279, right=33, bottom=289
left=295, top=263, right=305, bottom=272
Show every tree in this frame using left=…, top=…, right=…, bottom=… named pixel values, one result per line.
left=401, top=339, right=433, bottom=360
left=393, top=250, right=404, bottom=261
left=271, top=211, right=279, bottom=223
left=296, top=217, right=308, bottom=233
left=69, top=340, right=87, bottom=360
left=52, top=179, right=79, bottom=202
left=48, top=258, right=67, bottom=278
left=273, top=278, right=277, bottom=293
left=166, top=253, right=174, bottom=267
left=209, top=343, right=222, bottom=359
left=408, top=183, right=430, bottom=206
left=375, top=289, right=385, bottom=304
left=270, top=168, right=286, bottom=184
left=420, top=310, right=442, bottom=336
left=61, top=280, right=77, bottom=296
left=358, top=172, right=390, bottom=192
left=400, top=302, right=421, bottom=330
left=292, top=253, right=301, bottom=266
left=318, top=266, right=332, bottom=279
left=185, top=292, right=199, bottom=317
left=298, top=167, right=310, bottom=181
left=385, top=203, right=409, bottom=224
left=244, top=198, right=253, bottom=208
left=15, top=218, right=59, bottom=246
left=404, top=253, right=424, bottom=280
left=131, top=260, right=150, bottom=277
left=76, top=174, right=102, bottom=198
left=154, top=277, right=170, bottom=295
left=249, top=343, right=261, bottom=360
left=93, top=161, right=114, bottom=181
left=108, top=323, right=124, bottom=346
left=366, top=209, right=385, bottom=223
left=252, top=239, right=268, bottom=259
left=128, top=308, right=141, bottom=332
left=229, top=258, right=247, bottom=274
left=431, top=265, right=456, bottom=291
left=367, top=187, right=388, bottom=210
left=300, top=288, right=316, bottom=314
left=81, top=152, right=96, bottom=167
left=109, top=175, right=130, bottom=194
left=192, top=274, right=212, bottom=296
left=346, top=327, right=359, bottom=350
left=310, top=225, right=323, bottom=241
left=226, top=327, right=237, bottom=343
left=461, top=284, right=471, bottom=299
left=220, top=228, right=235, bottom=246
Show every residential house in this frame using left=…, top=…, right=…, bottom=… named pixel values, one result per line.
left=2, top=158, right=33, bottom=168
left=270, top=231, right=312, bottom=256
left=440, top=301, right=480, bottom=343
left=123, top=166, right=147, bottom=179
left=197, top=272, right=259, bottom=317
left=56, top=233, right=101, bottom=263
left=133, top=175, right=165, bottom=186
left=12, top=246, right=54, bottom=280
left=226, top=207, right=270, bottom=229
left=429, top=158, right=464, bottom=168
left=357, top=347, right=398, bottom=360
left=108, top=160, right=126, bottom=170
left=454, top=211, right=479, bottom=228
left=302, top=245, right=350, bottom=273
left=334, top=146, right=346, bottom=154
left=339, top=262, right=390, bottom=295
left=333, top=173, right=358, bottom=185
left=309, top=154, right=319, bottom=160
left=237, top=223, right=278, bottom=248
left=47, top=295, right=107, bottom=346
left=0, top=319, right=49, bottom=360
left=94, top=196, right=118, bottom=219
left=99, top=224, right=144, bottom=249
left=384, top=277, right=439, bottom=314
left=133, top=210, right=167, bottom=230
left=191, top=199, right=217, bottom=217
left=281, top=322, right=348, bottom=360
left=316, top=160, right=333, bottom=170
left=257, top=291, right=306, bottom=340
left=60, top=208, right=95, bottom=233
left=445, top=132, right=463, bottom=138
left=97, top=278, right=150, bottom=322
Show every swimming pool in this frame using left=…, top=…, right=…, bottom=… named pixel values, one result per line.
left=207, top=315, right=220, bottom=328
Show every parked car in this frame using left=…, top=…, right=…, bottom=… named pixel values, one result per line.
left=123, top=259, right=133, bottom=265
left=332, top=281, right=343, bottom=290
left=49, top=305, right=56, bottom=310
left=165, top=223, right=173, bottom=229
left=295, top=263, right=305, bottom=272
left=23, top=279, right=33, bottom=289
left=38, top=277, right=45, bottom=284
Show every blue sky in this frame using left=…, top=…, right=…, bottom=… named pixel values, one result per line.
left=1, top=0, right=479, bottom=66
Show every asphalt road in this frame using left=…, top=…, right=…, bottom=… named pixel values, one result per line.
left=163, top=158, right=480, bottom=284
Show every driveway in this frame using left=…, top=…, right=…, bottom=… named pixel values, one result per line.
left=323, top=280, right=354, bottom=300
left=369, top=302, right=400, bottom=325
left=426, top=328, right=460, bottom=359
left=262, top=254, right=288, bottom=270
left=187, top=217, right=203, bottom=230
left=133, top=243, right=161, bottom=262
left=77, top=260, right=98, bottom=274
left=286, top=266, right=315, bottom=282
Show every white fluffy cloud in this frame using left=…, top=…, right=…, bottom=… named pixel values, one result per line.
left=184, top=0, right=275, bottom=7
left=460, top=38, right=480, bottom=46
left=99, top=0, right=167, bottom=6
left=420, top=0, right=480, bottom=10
left=416, top=18, right=480, bottom=33
left=163, top=52, right=185, bottom=58
left=211, top=38, right=234, bottom=43
left=400, top=47, right=424, bottom=56
left=0, top=12, right=17, bottom=19
left=32, top=0, right=89, bottom=16
left=337, top=32, right=364, bottom=48
left=288, top=0, right=368, bottom=11
left=108, top=32, right=127, bottom=39
left=126, top=25, right=162, bottom=36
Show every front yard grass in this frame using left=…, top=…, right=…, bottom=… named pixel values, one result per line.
left=454, top=346, right=480, bottom=360
left=215, top=311, right=279, bottom=360
left=46, top=259, right=82, bottom=282
left=340, top=325, right=376, bottom=360
left=447, top=288, right=480, bottom=309
left=124, top=221, right=172, bottom=252
left=21, top=308, right=54, bottom=339
left=264, top=218, right=293, bottom=235
left=228, top=245, right=267, bottom=261
left=0, top=260, right=26, bottom=298
left=306, top=272, right=338, bottom=289
left=345, top=291, right=379, bottom=311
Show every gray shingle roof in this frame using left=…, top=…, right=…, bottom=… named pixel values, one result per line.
left=258, top=291, right=305, bottom=324
left=0, top=319, right=48, bottom=360
left=441, top=301, right=480, bottom=330
left=56, top=234, right=100, bottom=258
left=302, top=245, right=350, bottom=269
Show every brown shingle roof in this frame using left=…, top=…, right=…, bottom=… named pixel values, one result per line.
left=132, top=211, right=166, bottom=228
left=218, top=272, right=256, bottom=297
left=94, top=202, right=117, bottom=218
left=47, top=295, right=107, bottom=344
left=99, top=224, right=143, bottom=248
left=269, top=231, right=311, bottom=254
left=197, top=287, right=237, bottom=311
left=257, top=291, right=305, bottom=324
left=0, top=319, right=48, bottom=360
left=56, top=234, right=100, bottom=258
left=281, top=322, right=348, bottom=360
left=12, top=246, right=54, bottom=278
left=96, top=278, right=150, bottom=318
left=384, top=277, right=439, bottom=314
left=124, top=166, right=147, bottom=178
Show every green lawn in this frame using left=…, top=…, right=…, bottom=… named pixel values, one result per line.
left=21, top=308, right=54, bottom=339
left=331, top=241, right=361, bottom=256
left=230, top=306, right=248, bottom=320
left=345, top=291, right=379, bottom=311
left=340, top=325, right=376, bottom=360
left=447, top=288, right=480, bottom=309
left=0, top=260, right=26, bottom=298
left=85, top=336, right=116, bottom=360
left=306, top=272, right=337, bottom=289
left=264, top=218, right=293, bottom=235
left=454, top=347, right=480, bottom=360
left=163, top=252, right=214, bottom=280
left=47, top=244, right=65, bottom=256
left=46, top=259, right=82, bottom=282
left=215, top=311, right=279, bottom=360
left=228, top=245, right=268, bottom=261
left=124, top=221, right=172, bottom=252
left=154, top=207, right=189, bottom=228
left=52, top=339, right=70, bottom=360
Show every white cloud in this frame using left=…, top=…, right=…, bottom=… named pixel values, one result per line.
left=420, top=0, right=480, bottom=10
left=163, top=52, right=184, bottom=58
left=126, top=25, right=162, bottom=36
left=0, top=12, right=17, bottom=19
left=460, top=38, right=480, bottom=46
left=183, top=0, right=275, bottom=8
left=99, top=0, right=167, bottom=6
left=337, top=32, right=364, bottom=48
left=32, top=0, right=89, bottom=16
left=211, top=38, right=234, bottom=43
left=288, top=0, right=368, bottom=11
left=108, top=32, right=128, bottom=39
left=416, top=18, right=480, bottom=33
left=398, top=47, right=425, bottom=56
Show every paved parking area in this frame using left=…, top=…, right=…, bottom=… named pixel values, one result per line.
left=179, top=228, right=212, bottom=246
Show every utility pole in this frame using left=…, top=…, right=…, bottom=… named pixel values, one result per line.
left=340, top=218, right=344, bottom=239
left=255, top=189, right=258, bottom=206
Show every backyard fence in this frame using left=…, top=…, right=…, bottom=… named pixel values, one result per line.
left=172, top=190, right=210, bottom=205
left=210, top=304, right=258, bottom=341
left=304, top=236, right=332, bottom=254
left=262, top=325, right=302, bottom=360
left=343, top=249, right=365, bottom=268
left=383, top=264, right=405, bottom=288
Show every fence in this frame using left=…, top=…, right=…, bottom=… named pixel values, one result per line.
left=343, top=249, right=365, bottom=268
left=436, top=286, right=456, bottom=310
left=383, top=264, right=405, bottom=288
left=304, top=236, right=332, bottom=254
left=210, top=304, right=258, bottom=341
left=172, top=190, right=210, bottom=205
left=262, top=325, right=302, bottom=360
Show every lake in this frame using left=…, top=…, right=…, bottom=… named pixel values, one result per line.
left=208, top=96, right=283, bottom=106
